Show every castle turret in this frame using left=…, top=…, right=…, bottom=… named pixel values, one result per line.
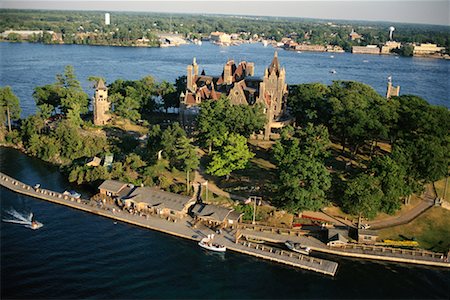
left=224, top=61, right=233, bottom=85
left=93, top=78, right=110, bottom=126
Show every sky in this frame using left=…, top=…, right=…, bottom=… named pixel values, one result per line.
left=1, top=0, right=449, bottom=26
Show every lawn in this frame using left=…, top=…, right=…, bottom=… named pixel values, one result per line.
left=378, top=207, right=450, bottom=253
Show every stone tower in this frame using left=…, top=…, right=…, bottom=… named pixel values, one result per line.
left=386, top=76, right=400, bottom=99
left=258, top=51, right=288, bottom=139
left=93, top=78, right=110, bottom=126
left=187, top=57, right=198, bottom=92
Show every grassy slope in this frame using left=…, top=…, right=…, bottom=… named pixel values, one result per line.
left=378, top=207, right=450, bottom=253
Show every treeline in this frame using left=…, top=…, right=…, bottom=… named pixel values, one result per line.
left=0, top=9, right=448, bottom=51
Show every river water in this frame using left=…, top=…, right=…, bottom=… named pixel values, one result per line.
left=0, top=42, right=448, bottom=117
left=1, top=42, right=450, bottom=299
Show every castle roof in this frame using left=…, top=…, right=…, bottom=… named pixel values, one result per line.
left=268, top=51, right=280, bottom=76
left=96, top=78, right=107, bottom=90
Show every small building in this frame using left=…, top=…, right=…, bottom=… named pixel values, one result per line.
left=86, top=156, right=102, bottom=167
left=191, top=203, right=243, bottom=228
left=349, top=29, right=362, bottom=41
left=381, top=41, right=401, bottom=54
left=357, top=229, right=379, bottom=244
left=352, top=45, right=381, bottom=55
left=295, top=44, right=326, bottom=52
left=98, top=180, right=132, bottom=198
left=327, top=227, right=349, bottom=247
left=124, top=186, right=195, bottom=219
left=210, top=31, right=231, bottom=45
left=413, top=43, right=445, bottom=56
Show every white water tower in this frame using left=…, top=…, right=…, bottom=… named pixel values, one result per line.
left=105, top=13, right=111, bottom=25
left=389, top=26, right=395, bottom=41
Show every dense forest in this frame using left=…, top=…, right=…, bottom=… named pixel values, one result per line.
left=0, top=9, right=449, bottom=51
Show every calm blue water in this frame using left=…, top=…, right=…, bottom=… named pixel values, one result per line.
left=0, top=42, right=448, bottom=118
left=1, top=147, right=450, bottom=299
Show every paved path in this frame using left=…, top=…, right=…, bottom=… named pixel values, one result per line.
left=368, top=193, right=435, bottom=229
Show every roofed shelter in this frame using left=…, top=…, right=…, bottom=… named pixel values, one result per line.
left=191, top=203, right=243, bottom=229
left=123, top=186, right=196, bottom=219
left=98, top=180, right=131, bottom=198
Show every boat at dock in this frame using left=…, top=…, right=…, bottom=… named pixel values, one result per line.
left=199, top=235, right=226, bottom=252
left=285, top=240, right=311, bottom=255
left=245, top=236, right=265, bottom=244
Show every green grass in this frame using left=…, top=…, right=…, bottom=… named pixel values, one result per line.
left=378, top=207, right=450, bottom=253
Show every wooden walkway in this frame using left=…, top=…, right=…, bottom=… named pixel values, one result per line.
left=0, top=172, right=338, bottom=276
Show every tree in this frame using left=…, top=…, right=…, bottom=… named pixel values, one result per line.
left=288, top=83, right=330, bottom=126
left=272, top=124, right=331, bottom=212
left=160, top=123, right=187, bottom=162
left=157, top=80, right=177, bottom=113
left=370, top=155, right=408, bottom=214
left=175, top=136, right=200, bottom=193
left=197, top=97, right=266, bottom=151
left=0, top=86, right=21, bottom=132
left=342, top=173, right=383, bottom=219
left=32, top=65, right=89, bottom=119
left=206, top=133, right=254, bottom=179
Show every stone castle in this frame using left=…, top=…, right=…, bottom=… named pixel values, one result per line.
left=93, top=78, right=110, bottom=126
left=180, top=52, right=292, bottom=139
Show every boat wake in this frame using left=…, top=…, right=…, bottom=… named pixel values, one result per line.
left=2, top=208, right=43, bottom=230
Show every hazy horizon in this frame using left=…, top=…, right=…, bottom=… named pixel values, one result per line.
left=1, top=1, right=449, bottom=26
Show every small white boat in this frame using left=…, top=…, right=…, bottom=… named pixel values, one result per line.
left=30, top=220, right=43, bottom=230
left=285, top=240, right=311, bottom=255
left=330, top=69, right=337, bottom=74
left=330, top=55, right=335, bottom=58
left=198, top=235, right=226, bottom=252
left=297, top=51, right=302, bottom=54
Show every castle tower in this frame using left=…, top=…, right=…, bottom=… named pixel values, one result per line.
left=258, top=52, right=288, bottom=139
left=187, top=58, right=198, bottom=92
left=93, top=79, right=110, bottom=126
left=386, top=76, right=400, bottom=99
left=224, top=60, right=234, bottom=85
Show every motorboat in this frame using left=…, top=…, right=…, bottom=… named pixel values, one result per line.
left=63, top=190, right=81, bottom=199
left=330, top=69, right=337, bottom=74
left=198, top=235, right=226, bottom=252
left=285, top=240, right=311, bottom=255
left=30, top=220, right=43, bottom=230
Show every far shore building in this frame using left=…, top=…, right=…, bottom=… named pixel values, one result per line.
left=352, top=45, right=381, bottom=55
left=412, top=43, right=445, bottom=56
left=210, top=31, right=231, bottom=45
left=93, top=78, right=110, bottom=126
left=381, top=41, right=401, bottom=54
left=190, top=203, right=243, bottom=229
left=349, top=29, right=362, bottom=41
left=180, top=52, right=292, bottom=139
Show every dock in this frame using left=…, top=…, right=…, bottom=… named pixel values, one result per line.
left=0, top=172, right=338, bottom=276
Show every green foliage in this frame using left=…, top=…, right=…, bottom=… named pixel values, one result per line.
left=342, top=174, right=383, bottom=219
left=0, top=86, right=21, bottom=130
left=369, top=155, right=408, bottom=214
left=174, top=136, right=199, bottom=173
left=288, top=83, right=330, bottom=125
left=68, top=165, right=110, bottom=185
left=197, top=97, right=266, bottom=150
left=273, top=124, right=331, bottom=212
left=206, top=132, right=254, bottom=178
left=32, top=65, right=89, bottom=122
left=108, top=76, right=158, bottom=118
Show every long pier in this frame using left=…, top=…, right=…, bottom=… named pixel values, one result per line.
left=0, top=172, right=338, bottom=276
